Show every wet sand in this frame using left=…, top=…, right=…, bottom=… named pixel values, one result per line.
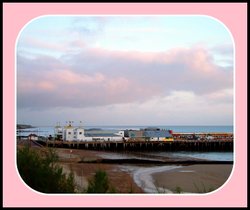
left=19, top=145, right=233, bottom=194
left=152, top=164, right=233, bottom=193
left=55, top=148, right=233, bottom=194
left=55, top=148, right=144, bottom=193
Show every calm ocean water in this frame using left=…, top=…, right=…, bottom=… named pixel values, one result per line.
left=98, top=151, right=234, bottom=162
left=86, top=125, right=234, bottom=133
left=147, top=151, right=234, bottom=161
left=17, top=125, right=233, bottom=136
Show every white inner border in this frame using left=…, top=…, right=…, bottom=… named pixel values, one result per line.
left=14, top=14, right=236, bottom=197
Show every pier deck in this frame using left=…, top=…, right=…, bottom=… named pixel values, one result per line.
left=35, top=139, right=233, bottom=152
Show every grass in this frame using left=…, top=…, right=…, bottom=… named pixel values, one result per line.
left=154, top=181, right=215, bottom=194
left=193, top=182, right=215, bottom=193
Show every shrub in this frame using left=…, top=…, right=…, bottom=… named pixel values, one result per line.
left=175, top=186, right=183, bottom=193
left=87, top=169, right=113, bottom=193
left=17, top=146, right=76, bottom=193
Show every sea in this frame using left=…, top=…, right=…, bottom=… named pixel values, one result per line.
left=17, top=125, right=234, bottom=162
left=17, top=125, right=234, bottom=136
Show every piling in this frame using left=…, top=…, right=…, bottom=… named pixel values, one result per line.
left=44, top=139, right=233, bottom=152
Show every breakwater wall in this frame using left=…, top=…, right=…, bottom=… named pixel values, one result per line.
left=40, top=140, right=233, bottom=152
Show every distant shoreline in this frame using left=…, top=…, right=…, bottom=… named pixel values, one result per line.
left=16, top=124, right=35, bottom=129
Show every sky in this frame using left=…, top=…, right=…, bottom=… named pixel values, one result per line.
left=16, top=15, right=234, bottom=126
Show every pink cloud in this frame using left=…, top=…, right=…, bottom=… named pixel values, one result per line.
left=37, top=81, right=55, bottom=91
left=17, top=46, right=233, bottom=110
left=105, top=77, right=130, bottom=94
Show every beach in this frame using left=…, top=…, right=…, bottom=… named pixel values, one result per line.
left=55, top=148, right=144, bottom=193
left=17, top=143, right=233, bottom=194
left=152, top=164, right=233, bottom=193
left=54, top=148, right=233, bottom=194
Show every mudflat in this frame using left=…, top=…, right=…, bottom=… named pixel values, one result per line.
left=152, top=164, right=233, bottom=193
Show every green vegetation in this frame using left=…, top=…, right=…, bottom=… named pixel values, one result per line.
left=154, top=181, right=167, bottom=193
left=193, top=182, right=215, bottom=193
left=128, top=183, right=134, bottom=193
left=172, top=183, right=215, bottom=194
left=17, top=146, right=76, bottom=193
left=154, top=183, right=215, bottom=194
left=17, top=147, right=138, bottom=193
left=174, top=186, right=183, bottom=193
left=86, top=169, right=116, bottom=193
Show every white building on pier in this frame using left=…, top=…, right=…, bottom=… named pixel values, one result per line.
left=55, top=121, right=84, bottom=141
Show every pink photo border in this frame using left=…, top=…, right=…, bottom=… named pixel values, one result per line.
left=3, top=3, right=247, bottom=207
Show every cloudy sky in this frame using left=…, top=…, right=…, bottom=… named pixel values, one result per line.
left=16, top=15, right=234, bottom=126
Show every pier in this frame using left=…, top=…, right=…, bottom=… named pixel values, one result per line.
left=36, top=139, right=233, bottom=152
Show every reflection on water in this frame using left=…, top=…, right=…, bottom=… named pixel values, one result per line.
left=97, top=150, right=233, bottom=162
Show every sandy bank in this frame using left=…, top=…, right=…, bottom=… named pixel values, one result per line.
left=55, top=148, right=144, bottom=193
left=152, top=164, right=233, bottom=193
left=25, top=147, right=233, bottom=194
